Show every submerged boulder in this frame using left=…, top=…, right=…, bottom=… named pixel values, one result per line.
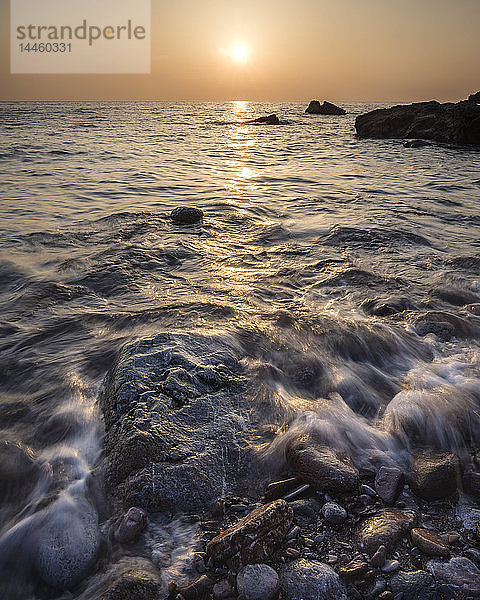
left=306, top=100, right=346, bottom=115
left=100, top=332, right=255, bottom=513
left=355, top=100, right=480, bottom=146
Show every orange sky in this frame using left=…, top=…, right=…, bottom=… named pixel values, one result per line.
left=1, top=0, right=479, bottom=102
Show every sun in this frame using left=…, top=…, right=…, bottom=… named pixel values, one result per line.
left=231, top=44, right=249, bottom=63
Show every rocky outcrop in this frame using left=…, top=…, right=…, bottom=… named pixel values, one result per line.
left=100, top=332, right=255, bottom=514
left=355, top=509, right=417, bottom=556
left=286, top=438, right=359, bottom=493
left=355, top=100, right=480, bottom=146
left=247, top=114, right=280, bottom=125
left=469, top=91, right=480, bottom=103
left=206, top=500, right=293, bottom=570
left=306, top=100, right=346, bottom=115
left=409, top=451, right=460, bottom=500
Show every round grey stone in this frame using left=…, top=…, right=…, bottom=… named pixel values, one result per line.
left=279, top=559, right=348, bottom=600
left=322, top=502, right=347, bottom=526
left=237, top=564, right=279, bottom=600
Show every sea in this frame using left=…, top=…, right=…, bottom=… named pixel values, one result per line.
left=1, top=101, right=480, bottom=598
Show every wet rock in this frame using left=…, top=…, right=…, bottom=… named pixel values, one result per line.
left=462, top=469, right=480, bottom=500
left=114, top=507, right=147, bottom=544
left=282, top=483, right=310, bottom=501
left=361, top=296, right=415, bottom=317
left=206, top=500, right=293, bottom=570
left=103, top=567, right=161, bottom=600
left=213, top=578, right=234, bottom=599
left=264, top=477, right=301, bottom=501
left=431, top=286, right=480, bottom=307
left=101, top=332, right=254, bottom=513
left=170, top=206, right=203, bottom=225
left=382, top=559, right=400, bottom=573
left=411, top=528, right=449, bottom=557
left=306, top=100, right=346, bottom=115
left=469, top=91, right=480, bottom=103
left=249, top=114, right=280, bottom=125
left=286, top=439, right=358, bottom=494
left=404, top=139, right=431, bottom=148
left=370, top=544, right=387, bottom=568
left=338, top=558, right=369, bottom=580
left=288, top=498, right=321, bottom=526
left=236, top=564, right=279, bottom=600
left=321, top=502, right=347, bottom=526
left=279, top=559, right=348, bottom=600
left=355, top=100, right=480, bottom=146
left=34, top=492, right=100, bottom=589
left=375, top=466, right=404, bottom=505
left=427, top=557, right=480, bottom=598
left=365, top=577, right=386, bottom=599
left=355, top=509, right=417, bottom=556
left=180, top=574, right=213, bottom=600
left=390, top=570, right=439, bottom=600
left=410, top=451, right=460, bottom=501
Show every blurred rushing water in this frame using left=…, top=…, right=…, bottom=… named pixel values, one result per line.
left=1, top=101, right=480, bottom=598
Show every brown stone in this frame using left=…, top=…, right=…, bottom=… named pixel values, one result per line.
left=286, top=438, right=358, bottom=494
left=114, top=507, right=147, bottom=544
left=410, top=451, right=460, bottom=501
left=411, top=528, right=449, bottom=557
left=375, top=466, right=404, bottom=505
left=355, top=509, right=417, bottom=556
left=206, top=500, right=294, bottom=570
left=338, top=558, right=369, bottom=580
left=264, top=477, right=301, bottom=501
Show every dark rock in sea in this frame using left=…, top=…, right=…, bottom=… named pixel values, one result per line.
left=427, top=557, right=480, bottom=598
left=34, top=493, right=100, bottom=588
left=114, top=507, right=147, bottom=544
left=322, top=225, right=431, bottom=250
left=103, top=566, right=161, bottom=600
left=286, top=439, right=359, bottom=494
left=170, top=206, right=203, bottom=225
left=248, top=114, right=280, bottom=125
left=404, top=139, right=432, bottom=148
left=206, top=500, right=293, bottom=570
left=413, top=311, right=476, bottom=340
left=374, top=466, right=405, bottom=505
left=355, top=100, right=480, bottom=146
left=236, top=564, right=279, bottom=600
left=409, top=451, right=460, bottom=501
left=355, top=509, right=417, bottom=556
left=361, top=296, right=415, bottom=317
left=411, top=528, right=449, bottom=557
left=469, top=91, right=480, bottom=103
left=390, top=570, right=439, bottom=600
left=279, top=559, right=348, bottom=600
left=306, top=100, right=346, bottom=115
left=100, top=332, right=254, bottom=513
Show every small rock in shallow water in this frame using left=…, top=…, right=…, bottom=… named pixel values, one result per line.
left=390, top=570, right=439, bottom=600
left=103, top=567, right=161, bottom=600
left=114, top=507, right=147, bottom=544
left=375, top=466, right=404, bottom=505
left=279, top=559, right=348, bottom=600
left=286, top=439, right=358, bottom=494
left=206, top=500, right=293, bottom=570
left=170, top=206, right=203, bottom=225
left=236, top=564, right=279, bottom=600
left=409, top=451, right=459, bottom=501
left=411, top=528, right=449, bottom=557
left=356, top=509, right=416, bottom=556
left=322, top=502, right=347, bottom=526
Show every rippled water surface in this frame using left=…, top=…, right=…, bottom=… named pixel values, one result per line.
left=1, top=101, right=480, bottom=598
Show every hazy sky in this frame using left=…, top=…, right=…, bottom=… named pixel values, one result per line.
left=1, top=0, right=479, bottom=101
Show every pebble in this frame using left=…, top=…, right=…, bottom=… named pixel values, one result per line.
left=441, top=531, right=461, bottom=545
left=382, top=559, right=400, bottom=573
left=360, top=485, right=377, bottom=498
left=322, top=502, right=347, bottom=526
left=327, top=554, right=338, bottom=564
left=283, top=484, right=311, bottom=501
left=338, top=557, right=369, bottom=580
left=286, top=526, right=300, bottom=540
left=286, top=548, right=300, bottom=558
left=365, top=577, right=387, bottom=599
left=213, top=579, right=233, bottom=600
left=411, top=528, right=449, bottom=557
left=359, top=494, right=373, bottom=505
left=378, top=592, right=394, bottom=600
left=236, top=564, right=279, bottom=600
left=114, top=507, right=147, bottom=544
left=375, top=466, right=405, bottom=505
left=371, top=545, right=387, bottom=568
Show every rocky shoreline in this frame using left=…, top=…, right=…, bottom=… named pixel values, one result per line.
left=97, top=329, right=480, bottom=600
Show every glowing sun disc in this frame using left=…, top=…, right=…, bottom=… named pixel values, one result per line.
left=232, top=44, right=249, bottom=62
